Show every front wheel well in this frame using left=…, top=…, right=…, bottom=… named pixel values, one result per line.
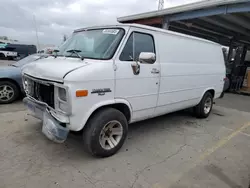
left=90, top=103, right=131, bottom=123
left=109, top=103, right=131, bottom=122
left=78, top=103, right=131, bottom=133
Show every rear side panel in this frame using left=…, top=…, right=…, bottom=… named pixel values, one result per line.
left=155, top=32, right=225, bottom=115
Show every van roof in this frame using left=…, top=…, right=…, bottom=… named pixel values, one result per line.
left=74, top=23, right=220, bottom=46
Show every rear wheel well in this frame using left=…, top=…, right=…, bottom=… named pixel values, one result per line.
left=206, top=89, right=215, bottom=98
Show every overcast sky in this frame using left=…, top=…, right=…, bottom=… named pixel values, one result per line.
left=0, top=0, right=201, bottom=47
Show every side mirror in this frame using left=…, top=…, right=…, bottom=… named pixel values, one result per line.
left=139, top=52, right=156, bottom=64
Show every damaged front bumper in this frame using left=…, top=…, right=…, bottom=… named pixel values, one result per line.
left=23, top=97, right=69, bottom=143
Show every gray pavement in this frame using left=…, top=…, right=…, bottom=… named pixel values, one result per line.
left=1, top=94, right=250, bottom=188
left=216, top=93, right=250, bottom=113
left=0, top=59, right=15, bottom=67
left=0, top=101, right=26, bottom=113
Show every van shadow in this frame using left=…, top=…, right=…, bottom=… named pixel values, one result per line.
left=23, top=109, right=200, bottom=163
left=128, top=109, right=196, bottom=136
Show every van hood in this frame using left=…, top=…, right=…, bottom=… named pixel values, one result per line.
left=22, top=57, right=90, bottom=82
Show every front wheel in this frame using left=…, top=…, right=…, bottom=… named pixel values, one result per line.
left=83, top=108, right=128, bottom=157
left=194, top=92, right=213, bottom=118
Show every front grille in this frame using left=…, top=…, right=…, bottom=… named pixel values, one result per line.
left=24, top=77, right=55, bottom=108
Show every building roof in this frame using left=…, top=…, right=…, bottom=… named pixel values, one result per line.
left=117, top=0, right=250, bottom=48
left=118, top=0, right=249, bottom=22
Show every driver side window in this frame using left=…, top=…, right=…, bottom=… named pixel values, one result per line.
left=119, top=32, right=155, bottom=61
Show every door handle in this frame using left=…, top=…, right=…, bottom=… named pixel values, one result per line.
left=151, top=68, right=160, bottom=74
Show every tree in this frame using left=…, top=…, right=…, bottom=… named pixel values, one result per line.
left=0, top=36, right=8, bottom=40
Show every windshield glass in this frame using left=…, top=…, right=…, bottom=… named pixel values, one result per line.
left=57, top=28, right=125, bottom=60
left=13, top=54, right=40, bottom=67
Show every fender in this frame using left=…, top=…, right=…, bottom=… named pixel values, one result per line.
left=198, top=87, right=215, bottom=104
left=77, top=98, right=133, bottom=131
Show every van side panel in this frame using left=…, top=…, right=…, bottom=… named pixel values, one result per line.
left=155, top=32, right=225, bottom=116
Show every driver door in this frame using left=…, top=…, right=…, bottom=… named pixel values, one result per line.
left=114, top=28, right=160, bottom=122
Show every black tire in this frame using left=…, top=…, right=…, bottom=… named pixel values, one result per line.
left=7, top=56, right=13, bottom=61
left=225, top=78, right=231, bottom=92
left=0, top=81, right=20, bottom=104
left=194, top=92, right=213, bottom=118
left=0, top=53, right=6, bottom=60
left=83, top=108, right=128, bottom=157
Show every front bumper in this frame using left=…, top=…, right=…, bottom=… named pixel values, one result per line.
left=23, top=97, right=69, bottom=143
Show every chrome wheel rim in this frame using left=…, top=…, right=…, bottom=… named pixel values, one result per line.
left=204, top=97, right=212, bottom=114
left=99, top=120, right=123, bottom=150
left=0, top=85, right=14, bottom=102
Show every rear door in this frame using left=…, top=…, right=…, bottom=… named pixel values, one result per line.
left=114, top=28, right=160, bottom=122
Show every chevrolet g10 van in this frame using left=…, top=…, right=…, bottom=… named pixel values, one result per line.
left=22, top=24, right=225, bottom=157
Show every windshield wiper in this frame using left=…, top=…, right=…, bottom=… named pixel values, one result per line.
left=66, top=49, right=84, bottom=60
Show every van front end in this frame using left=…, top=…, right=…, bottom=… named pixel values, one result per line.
left=22, top=75, right=71, bottom=143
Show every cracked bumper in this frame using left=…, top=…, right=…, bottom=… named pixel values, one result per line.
left=23, top=97, right=69, bottom=143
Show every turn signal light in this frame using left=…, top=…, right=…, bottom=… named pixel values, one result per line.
left=76, top=90, right=88, bottom=97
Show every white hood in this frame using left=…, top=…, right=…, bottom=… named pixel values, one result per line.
left=22, top=57, right=89, bottom=82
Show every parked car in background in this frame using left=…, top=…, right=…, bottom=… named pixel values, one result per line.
left=0, top=42, right=37, bottom=60
left=0, top=43, right=18, bottom=60
left=9, top=44, right=37, bottom=60
left=0, top=54, right=48, bottom=104
left=0, top=50, right=18, bottom=60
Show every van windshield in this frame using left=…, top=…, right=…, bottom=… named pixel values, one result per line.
left=57, top=28, right=125, bottom=60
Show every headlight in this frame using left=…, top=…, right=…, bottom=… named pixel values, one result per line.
left=22, top=77, right=33, bottom=95
left=58, top=87, right=67, bottom=101
left=23, top=77, right=29, bottom=89
left=59, top=102, right=69, bottom=112
left=56, top=86, right=70, bottom=114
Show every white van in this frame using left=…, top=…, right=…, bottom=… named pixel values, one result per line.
left=22, top=24, right=225, bottom=157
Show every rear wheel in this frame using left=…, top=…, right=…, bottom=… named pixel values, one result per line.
left=194, top=92, right=213, bottom=118
left=83, top=108, right=128, bottom=157
left=0, top=81, right=19, bottom=104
